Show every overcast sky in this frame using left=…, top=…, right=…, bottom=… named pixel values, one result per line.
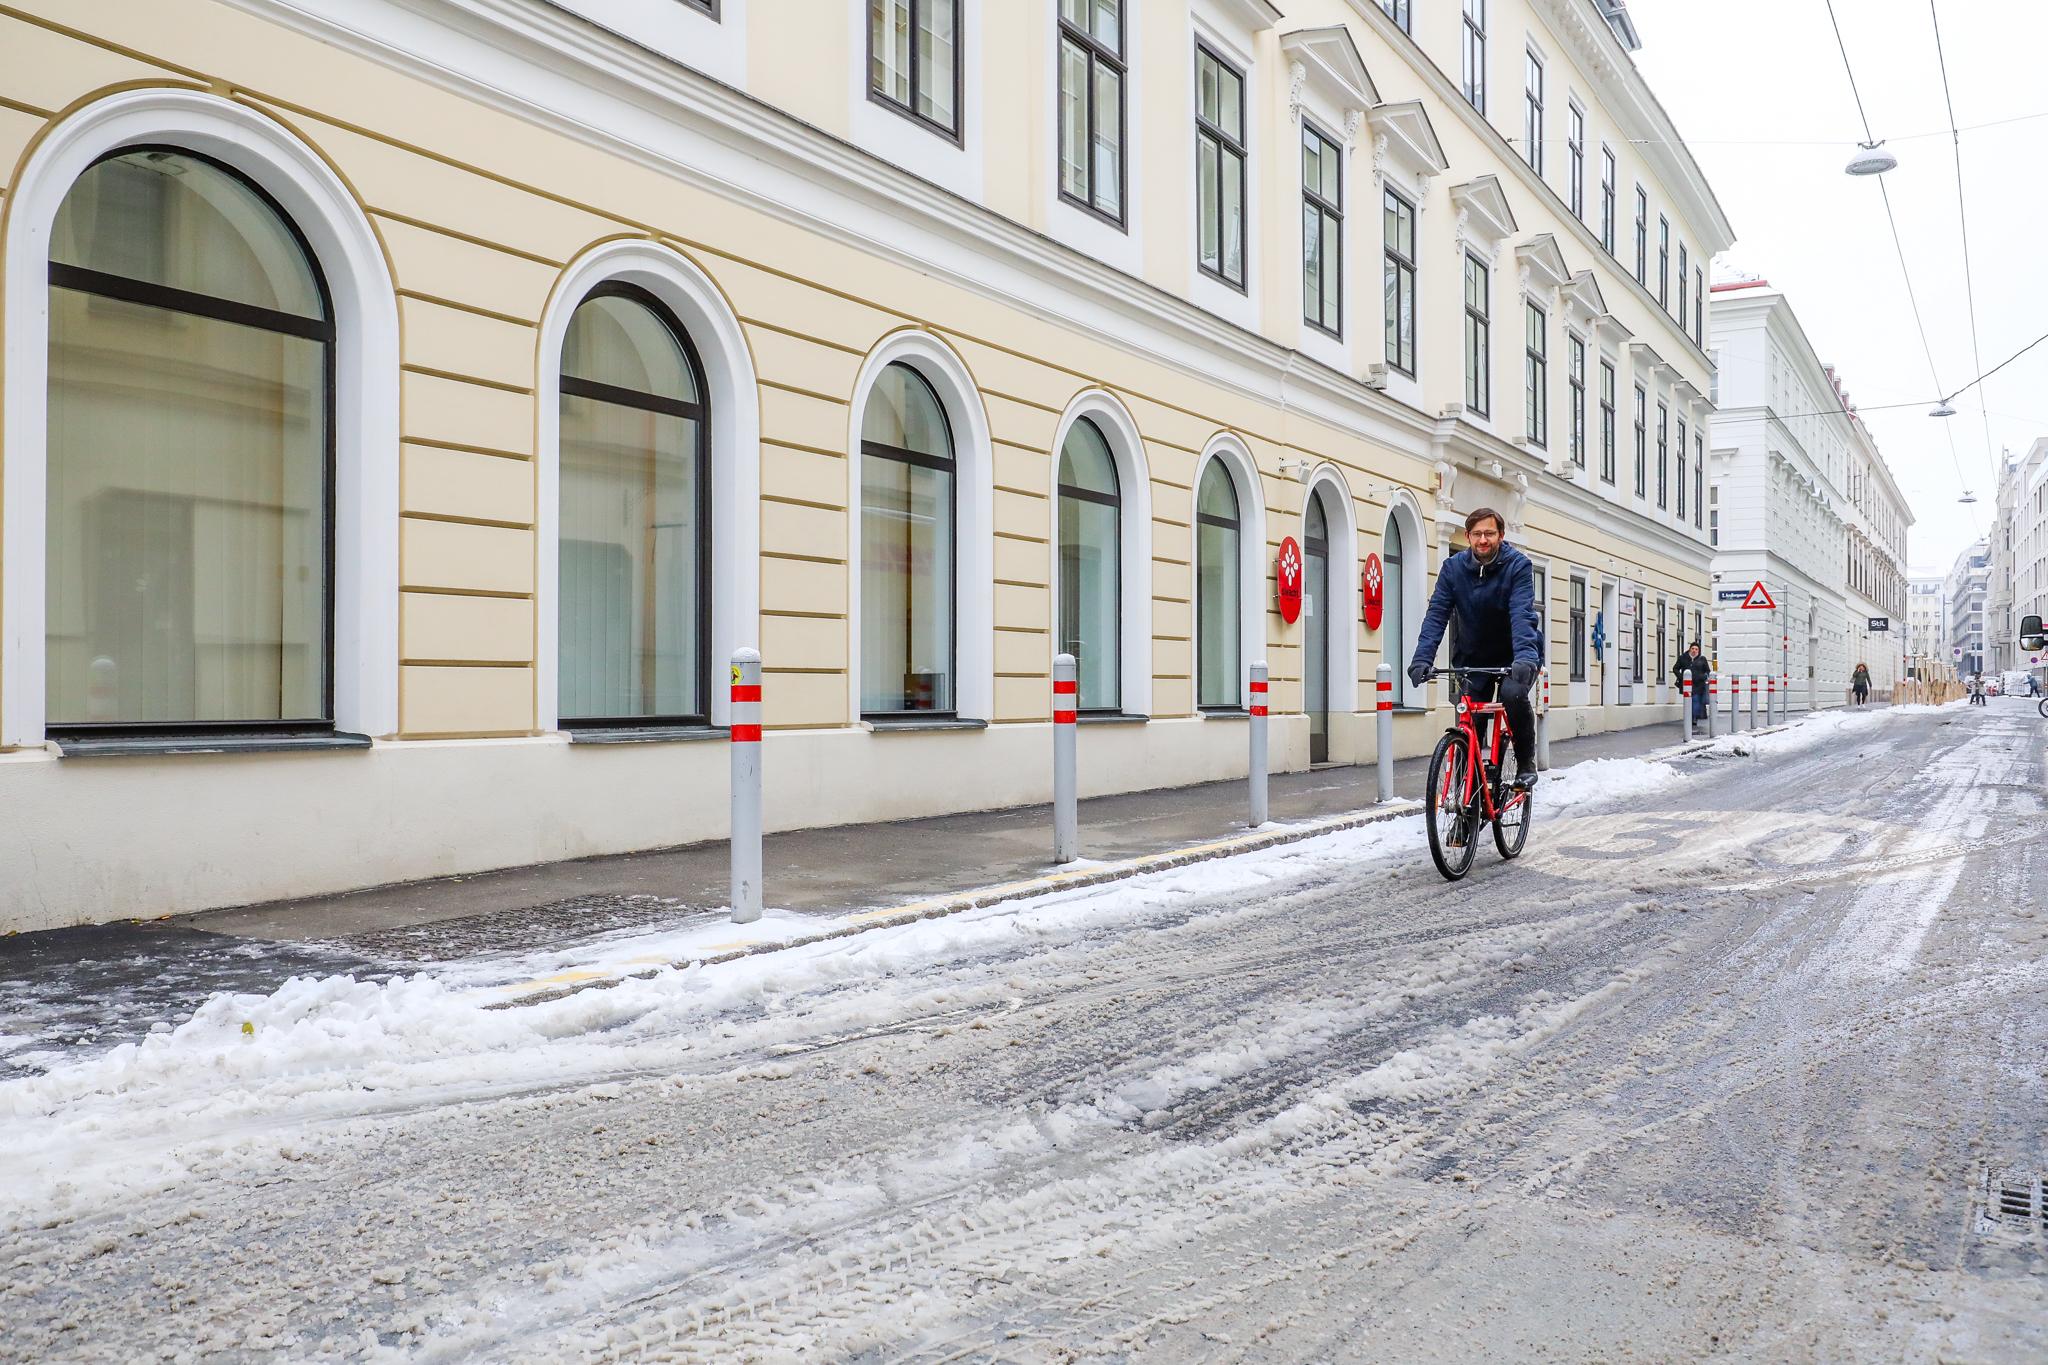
left=1628, top=0, right=2048, bottom=576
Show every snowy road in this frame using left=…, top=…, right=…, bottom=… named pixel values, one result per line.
left=4, top=702, right=2044, bottom=1362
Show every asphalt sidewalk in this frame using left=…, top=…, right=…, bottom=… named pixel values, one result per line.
left=0, top=717, right=1691, bottom=1075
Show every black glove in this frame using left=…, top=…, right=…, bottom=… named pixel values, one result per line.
left=1407, top=662, right=1432, bottom=688
left=1510, top=659, right=1538, bottom=687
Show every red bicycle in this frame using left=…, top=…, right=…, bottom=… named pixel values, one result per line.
left=1421, top=666, right=1533, bottom=881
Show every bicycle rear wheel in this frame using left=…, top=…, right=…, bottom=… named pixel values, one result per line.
left=1492, top=774, right=1532, bottom=859
left=1424, top=731, right=1479, bottom=881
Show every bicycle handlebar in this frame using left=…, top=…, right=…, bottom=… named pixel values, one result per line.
left=1422, top=666, right=1513, bottom=679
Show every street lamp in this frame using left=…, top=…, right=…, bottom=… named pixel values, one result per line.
left=1929, top=399, right=1957, bottom=417
left=1845, top=141, right=1897, bottom=176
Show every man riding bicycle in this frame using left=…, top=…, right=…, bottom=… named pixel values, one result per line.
left=1406, top=506, right=1543, bottom=791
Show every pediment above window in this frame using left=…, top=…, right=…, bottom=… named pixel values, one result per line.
left=1206, top=0, right=1283, bottom=34
left=1630, top=341, right=1678, bottom=388
left=1560, top=268, right=1607, bottom=322
left=1449, top=175, right=1518, bottom=252
left=1515, top=233, right=1572, bottom=294
left=1282, top=26, right=1378, bottom=132
left=1366, top=99, right=1448, bottom=176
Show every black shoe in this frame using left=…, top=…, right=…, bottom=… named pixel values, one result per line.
left=1512, top=770, right=1540, bottom=793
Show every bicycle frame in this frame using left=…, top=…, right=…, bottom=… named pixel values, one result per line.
left=1441, top=674, right=1526, bottom=822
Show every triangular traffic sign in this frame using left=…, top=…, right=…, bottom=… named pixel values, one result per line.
left=1740, top=580, right=1777, bottom=610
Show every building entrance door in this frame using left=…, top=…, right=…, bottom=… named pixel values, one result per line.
left=1305, top=489, right=1331, bottom=765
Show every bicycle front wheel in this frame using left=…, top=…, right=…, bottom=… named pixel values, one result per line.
left=1424, top=731, right=1479, bottom=881
left=2038, top=697, right=2047, bottom=719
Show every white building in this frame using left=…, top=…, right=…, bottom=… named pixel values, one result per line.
left=1994, top=438, right=2048, bottom=681
left=1705, top=281, right=1912, bottom=708
left=1906, top=576, right=1947, bottom=680
left=1946, top=540, right=1990, bottom=678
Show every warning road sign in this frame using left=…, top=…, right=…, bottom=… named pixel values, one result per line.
left=1739, top=580, right=1777, bottom=610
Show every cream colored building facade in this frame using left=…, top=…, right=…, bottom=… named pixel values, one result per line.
left=0, top=0, right=1730, bottom=930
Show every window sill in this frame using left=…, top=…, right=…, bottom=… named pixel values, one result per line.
left=566, top=725, right=726, bottom=745
left=51, top=731, right=372, bottom=759
left=1392, top=706, right=1431, bottom=715
left=1201, top=708, right=1252, bottom=720
left=1077, top=712, right=1149, bottom=726
left=863, top=717, right=989, bottom=733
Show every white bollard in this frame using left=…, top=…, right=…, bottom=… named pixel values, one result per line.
left=1537, top=666, right=1552, bottom=772
left=1375, top=663, right=1395, bottom=804
left=1052, top=653, right=1078, bottom=865
left=1248, top=661, right=1269, bottom=827
left=729, top=647, right=763, bottom=924
left=1748, top=674, right=1759, bottom=731
left=1766, top=674, right=1776, bottom=727
left=1681, top=675, right=1693, bottom=743
left=1728, top=672, right=1740, bottom=734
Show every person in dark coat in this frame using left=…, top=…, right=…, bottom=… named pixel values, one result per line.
left=1851, top=662, right=1871, bottom=706
left=1673, top=641, right=1710, bottom=722
left=1406, top=507, right=1544, bottom=789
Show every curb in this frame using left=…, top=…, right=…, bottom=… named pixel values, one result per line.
left=490, top=798, right=1423, bottom=1009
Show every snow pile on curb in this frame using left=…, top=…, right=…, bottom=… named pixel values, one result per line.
left=1699, top=703, right=1943, bottom=762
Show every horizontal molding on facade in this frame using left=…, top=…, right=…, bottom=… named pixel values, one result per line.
left=760, top=549, right=842, bottom=566
left=401, top=509, right=533, bottom=532
left=402, top=584, right=533, bottom=601
left=742, top=315, right=866, bottom=357
left=400, top=658, right=528, bottom=668
left=369, top=207, right=565, bottom=267
left=400, top=360, right=532, bottom=397
left=396, top=286, right=535, bottom=328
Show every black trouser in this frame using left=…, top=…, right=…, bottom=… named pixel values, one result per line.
left=1461, top=672, right=1536, bottom=772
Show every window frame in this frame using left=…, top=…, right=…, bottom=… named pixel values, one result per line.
left=1523, top=47, right=1545, bottom=176
left=1194, top=40, right=1248, bottom=292
left=1598, top=358, right=1616, bottom=483
left=1056, top=416, right=1124, bottom=715
left=1631, top=591, right=1645, bottom=686
left=1524, top=300, right=1548, bottom=448
left=1058, top=0, right=1128, bottom=229
left=1694, top=432, right=1705, bottom=529
left=860, top=361, right=961, bottom=720
left=1657, top=214, right=1670, bottom=307
left=1677, top=241, right=1689, bottom=322
left=867, top=0, right=964, bottom=142
left=1302, top=119, right=1345, bottom=338
left=1382, top=186, right=1417, bottom=376
left=1566, top=100, right=1585, bottom=219
left=1599, top=145, right=1615, bottom=251
left=1567, top=331, right=1586, bottom=469
left=1464, top=251, right=1491, bottom=417
left=1693, top=266, right=1705, bottom=346
left=1656, top=400, right=1669, bottom=510
left=681, top=0, right=720, bottom=16
left=1675, top=415, right=1688, bottom=521
left=1633, top=185, right=1647, bottom=284
left=1569, top=575, right=1587, bottom=682
left=1461, top=0, right=1487, bottom=114
left=1382, top=0, right=1412, bottom=32
left=44, top=144, right=340, bottom=742
left=1195, top=461, right=1245, bottom=712
left=557, top=281, right=716, bottom=731
left=1632, top=382, right=1647, bottom=497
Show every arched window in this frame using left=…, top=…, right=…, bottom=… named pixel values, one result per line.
left=1383, top=511, right=1408, bottom=706
left=1058, top=417, right=1121, bottom=712
left=1304, top=486, right=1332, bottom=762
left=557, top=284, right=709, bottom=727
left=861, top=361, right=956, bottom=715
left=1195, top=459, right=1243, bottom=709
left=45, top=148, right=333, bottom=734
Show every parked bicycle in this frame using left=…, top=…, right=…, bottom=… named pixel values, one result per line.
left=1420, top=666, right=1533, bottom=881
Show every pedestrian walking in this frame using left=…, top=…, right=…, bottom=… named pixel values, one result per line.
left=1673, top=640, right=1710, bottom=725
left=1967, top=672, right=1986, bottom=706
left=1851, top=662, right=1871, bottom=707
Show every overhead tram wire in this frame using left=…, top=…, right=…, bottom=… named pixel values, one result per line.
left=1822, top=0, right=1977, bottom=516
left=1929, top=0, right=1999, bottom=492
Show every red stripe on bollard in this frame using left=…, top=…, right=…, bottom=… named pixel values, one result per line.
left=1052, top=679, right=1077, bottom=695
left=1248, top=680, right=1269, bottom=693
left=1376, top=680, right=1392, bottom=692
left=1377, top=700, right=1393, bottom=712
left=731, top=724, right=762, bottom=743
left=1053, top=709, right=1077, bottom=725
left=731, top=684, right=761, bottom=702
left=1249, top=705, right=1269, bottom=717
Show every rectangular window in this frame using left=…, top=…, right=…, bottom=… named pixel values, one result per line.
left=682, top=0, right=719, bottom=14
left=1567, top=102, right=1585, bottom=218
left=1658, top=214, right=1670, bottom=307
left=1634, top=186, right=1647, bottom=284
left=1694, top=266, right=1705, bottom=345
left=1632, top=592, right=1644, bottom=685
left=1599, top=360, right=1617, bottom=483
left=1195, top=44, right=1247, bottom=289
left=1600, top=147, right=1616, bottom=253
left=1302, top=122, right=1343, bottom=336
left=1382, top=0, right=1411, bottom=30
left=1383, top=188, right=1416, bottom=375
left=1656, top=402, right=1669, bottom=509
left=1676, top=417, right=1688, bottom=519
left=1633, top=383, right=1647, bottom=496
left=1058, top=0, right=1125, bottom=225
left=869, top=0, right=961, bottom=138
left=1524, top=303, right=1548, bottom=447
left=1567, top=333, right=1586, bottom=468
left=1656, top=599, right=1667, bottom=682
left=1695, top=433, right=1705, bottom=528
left=1570, top=577, right=1587, bottom=681
left=1677, top=243, right=1689, bottom=321
left=1523, top=49, right=1544, bottom=175
left=1461, top=0, right=1487, bottom=113
left=1464, top=253, right=1490, bottom=416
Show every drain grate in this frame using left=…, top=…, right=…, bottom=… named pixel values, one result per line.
left=1977, top=1168, right=2046, bottom=1237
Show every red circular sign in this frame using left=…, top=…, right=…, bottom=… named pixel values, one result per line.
left=1362, top=552, right=1384, bottom=631
left=1276, top=536, right=1304, bottom=625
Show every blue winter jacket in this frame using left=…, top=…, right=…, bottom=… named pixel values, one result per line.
left=1408, top=541, right=1544, bottom=671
